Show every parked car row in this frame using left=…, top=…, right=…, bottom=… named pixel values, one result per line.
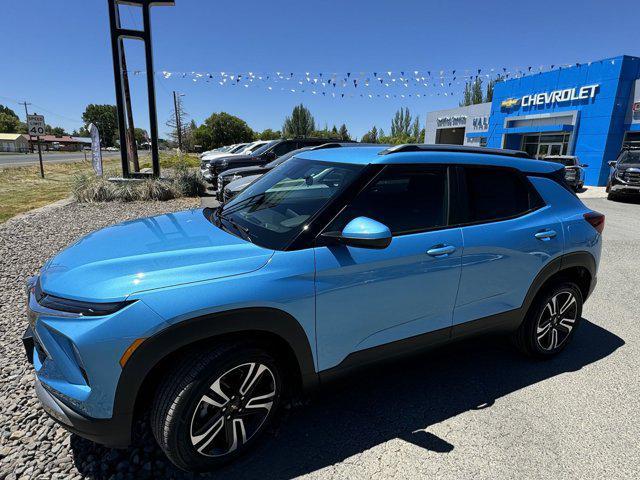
left=200, top=137, right=353, bottom=187
left=216, top=142, right=370, bottom=202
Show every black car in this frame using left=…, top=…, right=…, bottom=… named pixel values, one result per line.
left=606, top=147, right=640, bottom=200
left=207, top=138, right=349, bottom=186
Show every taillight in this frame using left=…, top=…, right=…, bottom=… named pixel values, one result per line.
left=584, top=211, right=605, bottom=234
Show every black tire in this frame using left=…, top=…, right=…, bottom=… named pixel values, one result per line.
left=151, top=343, right=282, bottom=472
left=607, top=191, right=618, bottom=201
left=513, top=282, right=583, bottom=358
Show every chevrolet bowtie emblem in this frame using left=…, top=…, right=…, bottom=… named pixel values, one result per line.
left=501, top=98, right=520, bottom=108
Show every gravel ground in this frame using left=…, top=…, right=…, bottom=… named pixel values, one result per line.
left=0, top=196, right=639, bottom=479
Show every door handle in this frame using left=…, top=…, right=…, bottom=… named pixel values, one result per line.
left=427, top=244, right=456, bottom=257
left=534, top=229, right=557, bottom=241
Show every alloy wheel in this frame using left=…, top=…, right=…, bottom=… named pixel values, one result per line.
left=189, top=362, right=277, bottom=457
left=536, top=291, right=578, bottom=351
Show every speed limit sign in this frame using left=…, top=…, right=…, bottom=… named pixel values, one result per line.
left=27, top=114, right=46, bottom=137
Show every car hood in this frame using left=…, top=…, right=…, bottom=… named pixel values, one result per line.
left=39, top=209, right=274, bottom=303
left=228, top=174, right=263, bottom=191
left=202, top=152, right=241, bottom=161
left=222, top=165, right=266, bottom=178
left=210, top=154, right=253, bottom=164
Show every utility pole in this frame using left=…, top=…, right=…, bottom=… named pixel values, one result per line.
left=119, top=41, right=140, bottom=172
left=173, top=91, right=184, bottom=151
left=20, top=101, right=32, bottom=153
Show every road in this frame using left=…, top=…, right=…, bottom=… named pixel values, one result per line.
left=0, top=150, right=122, bottom=167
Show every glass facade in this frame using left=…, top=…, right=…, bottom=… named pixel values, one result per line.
left=521, top=133, right=571, bottom=159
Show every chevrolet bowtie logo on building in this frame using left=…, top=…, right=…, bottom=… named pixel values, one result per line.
left=501, top=98, right=520, bottom=109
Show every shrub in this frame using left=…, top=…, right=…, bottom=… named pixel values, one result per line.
left=172, top=161, right=206, bottom=197
left=72, top=164, right=203, bottom=203
left=72, top=173, right=117, bottom=202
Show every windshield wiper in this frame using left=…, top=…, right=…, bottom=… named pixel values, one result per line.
left=214, top=207, right=253, bottom=243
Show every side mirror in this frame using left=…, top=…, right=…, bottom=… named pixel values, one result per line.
left=608, top=161, right=617, bottom=167
left=322, top=217, right=392, bottom=249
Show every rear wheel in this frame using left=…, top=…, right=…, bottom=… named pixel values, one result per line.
left=514, top=282, right=582, bottom=358
left=151, top=344, right=282, bottom=472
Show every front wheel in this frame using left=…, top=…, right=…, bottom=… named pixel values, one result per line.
left=151, top=344, right=282, bottom=472
left=513, top=282, right=583, bottom=358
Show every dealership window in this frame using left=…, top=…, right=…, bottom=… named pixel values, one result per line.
left=522, top=133, right=571, bottom=158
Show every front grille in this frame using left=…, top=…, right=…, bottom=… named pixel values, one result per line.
left=623, top=170, right=640, bottom=185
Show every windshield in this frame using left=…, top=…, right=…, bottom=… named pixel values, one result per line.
left=218, top=157, right=363, bottom=249
left=250, top=140, right=279, bottom=157
left=245, top=142, right=266, bottom=153
left=618, top=150, right=640, bottom=165
left=229, top=144, right=248, bottom=153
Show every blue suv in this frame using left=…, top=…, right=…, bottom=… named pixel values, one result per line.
left=24, top=145, right=604, bottom=472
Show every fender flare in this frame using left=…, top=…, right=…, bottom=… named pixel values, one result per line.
left=521, top=251, right=596, bottom=314
left=112, top=307, right=318, bottom=421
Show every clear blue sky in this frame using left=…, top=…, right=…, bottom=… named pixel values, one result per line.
left=2, top=0, right=639, bottom=139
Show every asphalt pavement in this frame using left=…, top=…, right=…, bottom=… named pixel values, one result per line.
left=0, top=150, right=121, bottom=167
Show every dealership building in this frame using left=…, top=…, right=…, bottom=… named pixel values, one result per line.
left=425, top=55, right=640, bottom=186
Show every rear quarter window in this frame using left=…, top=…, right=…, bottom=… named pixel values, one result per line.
left=460, top=166, right=544, bottom=224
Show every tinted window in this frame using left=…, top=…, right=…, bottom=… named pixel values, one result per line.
left=462, top=167, right=541, bottom=223
left=328, top=165, right=448, bottom=235
left=272, top=141, right=297, bottom=157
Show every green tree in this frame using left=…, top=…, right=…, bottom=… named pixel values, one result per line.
left=459, top=82, right=472, bottom=107
left=82, top=104, right=118, bottom=147
left=391, top=107, right=413, bottom=137
left=193, top=112, right=254, bottom=150
left=256, top=128, right=281, bottom=140
left=134, top=128, right=148, bottom=146
left=72, top=126, right=90, bottom=137
left=338, top=123, right=350, bottom=141
left=485, top=75, right=504, bottom=102
left=46, top=125, right=67, bottom=136
left=0, top=112, right=21, bottom=133
left=472, top=77, right=484, bottom=105
left=282, top=104, right=316, bottom=137
left=361, top=126, right=379, bottom=143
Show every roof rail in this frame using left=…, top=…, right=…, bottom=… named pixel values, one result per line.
left=377, top=144, right=532, bottom=159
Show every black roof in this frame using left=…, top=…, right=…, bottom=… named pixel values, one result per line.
left=378, top=144, right=532, bottom=159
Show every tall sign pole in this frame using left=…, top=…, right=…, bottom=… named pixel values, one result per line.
left=107, top=0, right=174, bottom=178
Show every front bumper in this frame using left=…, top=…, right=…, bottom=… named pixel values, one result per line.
left=610, top=183, right=640, bottom=194
left=24, top=327, right=132, bottom=447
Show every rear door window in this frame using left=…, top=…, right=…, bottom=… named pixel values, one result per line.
left=460, top=166, right=543, bottom=224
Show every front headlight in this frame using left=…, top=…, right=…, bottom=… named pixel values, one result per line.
left=615, top=170, right=626, bottom=181
left=33, top=278, right=133, bottom=316
left=220, top=159, right=229, bottom=167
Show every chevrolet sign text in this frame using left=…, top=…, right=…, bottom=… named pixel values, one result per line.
left=521, top=84, right=599, bottom=107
